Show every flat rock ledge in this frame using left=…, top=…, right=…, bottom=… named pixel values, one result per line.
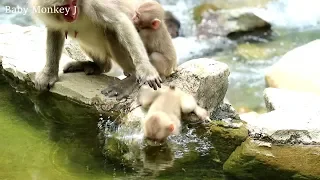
left=228, top=88, right=320, bottom=180
left=0, top=24, right=232, bottom=122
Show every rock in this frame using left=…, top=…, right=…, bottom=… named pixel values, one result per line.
left=193, top=3, right=220, bottom=24
left=196, top=9, right=271, bottom=39
left=224, top=138, right=320, bottom=180
left=245, top=110, right=320, bottom=145
left=205, top=119, right=248, bottom=162
left=264, top=88, right=320, bottom=112
left=236, top=43, right=281, bottom=60
left=265, top=40, right=320, bottom=95
left=230, top=87, right=320, bottom=179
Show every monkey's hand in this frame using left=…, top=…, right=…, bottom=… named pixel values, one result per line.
left=194, top=106, right=212, bottom=124
left=34, top=68, right=59, bottom=91
left=135, top=63, right=162, bottom=90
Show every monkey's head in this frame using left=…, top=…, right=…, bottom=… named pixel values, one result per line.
left=143, top=112, right=175, bottom=144
left=31, top=0, right=79, bottom=22
left=132, top=1, right=165, bottom=30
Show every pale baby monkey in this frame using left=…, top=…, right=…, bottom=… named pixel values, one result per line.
left=138, top=84, right=211, bottom=144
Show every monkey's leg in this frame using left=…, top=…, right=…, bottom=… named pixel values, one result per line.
left=102, top=15, right=162, bottom=89
left=63, top=54, right=112, bottom=75
left=138, top=85, right=161, bottom=108
left=101, top=33, right=160, bottom=100
left=180, top=93, right=210, bottom=121
left=149, top=52, right=172, bottom=78
left=101, top=75, right=138, bottom=100
left=63, top=61, right=101, bottom=75
left=35, top=30, right=64, bottom=91
left=194, top=106, right=210, bottom=122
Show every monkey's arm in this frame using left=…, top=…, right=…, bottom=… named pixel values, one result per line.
left=100, top=8, right=162, bottom=89
left=138, top=85, right=161, bottom=108
left=35, top=29, right=65, bottom=91
left=180, top=92, right=211, bottom=122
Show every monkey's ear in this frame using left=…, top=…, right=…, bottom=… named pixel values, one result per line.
left=168, top=124, right=174, bottom=132
left=151, top=19, right=161, bottom=29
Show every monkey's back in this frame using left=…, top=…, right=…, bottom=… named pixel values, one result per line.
left=147, top=89, right=181, bottom=119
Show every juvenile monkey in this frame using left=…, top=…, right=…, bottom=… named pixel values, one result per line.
left=132, top=0, right=177, bottom=79
left=29, top=0, right=162, bottom=99
left=138, top=85, right=211, bottom=143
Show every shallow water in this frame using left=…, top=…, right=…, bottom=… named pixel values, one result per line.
left=218, top=27, right=320, bottom=112
left=0, top=75, right=125, bottom=179
left=0, top=75, right=227, bottom=180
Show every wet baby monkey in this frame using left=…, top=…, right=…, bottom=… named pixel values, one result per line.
left=138, top=85, right=211, bottom=145
left=132, top=0, right=177, bottom=79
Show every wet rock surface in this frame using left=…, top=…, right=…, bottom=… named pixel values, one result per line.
left=196, top=9, right=271, bottom=39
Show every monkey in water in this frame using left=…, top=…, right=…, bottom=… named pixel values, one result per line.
left=138, top=85, right=211, bottom=144
left=132, top=0, right=177, bottom=80
left=29, top=0, right=162, bottom=99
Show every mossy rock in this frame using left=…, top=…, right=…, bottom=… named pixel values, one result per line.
left=204, top=120, right=248, bottom=162
left=236, top=43, right=275, bottom=60
left=193, top=3, right=219, bottom=24
left=223, top=138, right=320, bottom=180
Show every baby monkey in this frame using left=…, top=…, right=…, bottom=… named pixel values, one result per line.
left=132, top=0, right=177, bottom=79
left=138, top=85, right=211, bottom=144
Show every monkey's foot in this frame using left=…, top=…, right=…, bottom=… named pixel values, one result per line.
left=63, top=61, right=102, bottom=75
left=35, top=69, right=59, bottom=91
left=101, top=76, right=138, bottom=100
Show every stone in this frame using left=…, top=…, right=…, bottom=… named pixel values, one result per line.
left=265, top=40, right=320, bottom=95
left=196, top=9, right=271, bottom=39
left=224, top=138, right=320, bottom=180
left=264, top=88, right=320, bottom=112
left=245, top=109, right=320, bottom=145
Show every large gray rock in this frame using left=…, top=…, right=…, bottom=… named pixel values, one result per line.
left=197, top=8, right=271, bottom=39
left=264, top=88, right=320, bottom=112
left=225, top=88, right=320, bottom=180
left=265, top=40, right=320, bottom=95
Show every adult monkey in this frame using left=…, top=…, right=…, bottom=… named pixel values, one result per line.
left=29, top=0, right=162, bottom=99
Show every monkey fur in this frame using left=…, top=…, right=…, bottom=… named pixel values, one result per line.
left=29, top=0, right=162, bottom=99
left=138, top=84, right=211, bottom=144
left=132, top=0, right=177, bottom=79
